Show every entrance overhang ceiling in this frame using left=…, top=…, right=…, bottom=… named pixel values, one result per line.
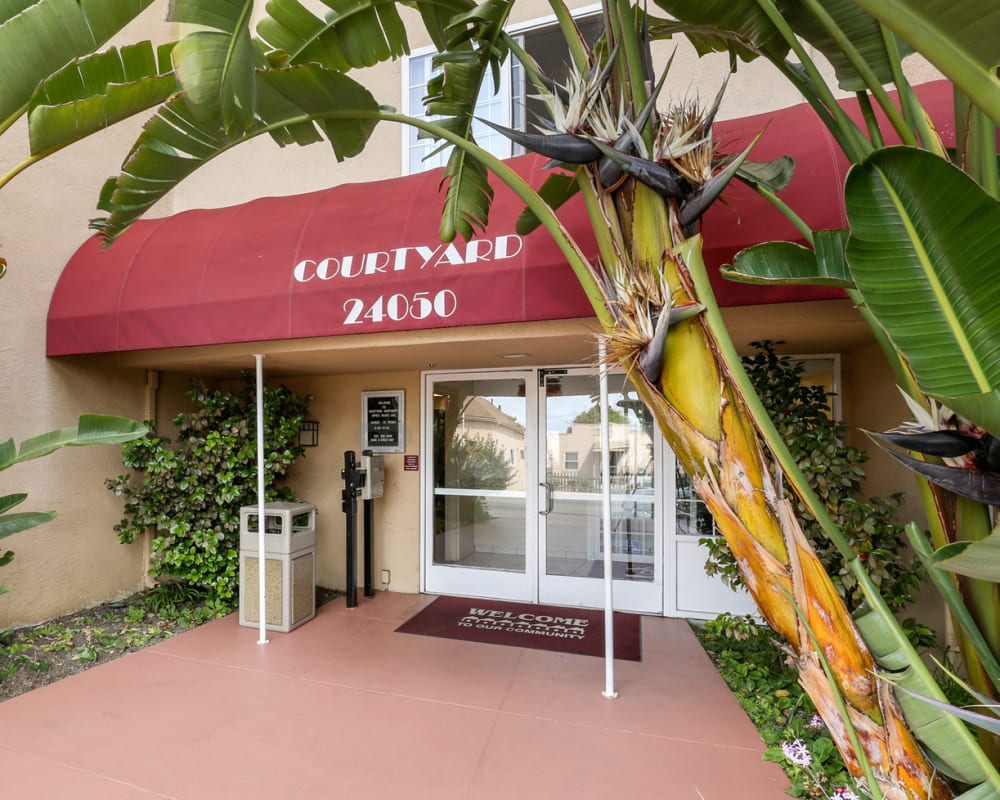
left=47, top=82, right=952, bottom=375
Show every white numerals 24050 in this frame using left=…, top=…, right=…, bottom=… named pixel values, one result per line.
left=343, top=290, right=458, bottom=326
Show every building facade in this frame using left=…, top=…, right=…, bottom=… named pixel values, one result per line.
left=1, top=0, right=939, bottom=626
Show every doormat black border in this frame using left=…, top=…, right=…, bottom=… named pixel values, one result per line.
left=395, top=596, right=641, bottom=661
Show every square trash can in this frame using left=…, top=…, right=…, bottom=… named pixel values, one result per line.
left=239, top=502, right=316, bottom=632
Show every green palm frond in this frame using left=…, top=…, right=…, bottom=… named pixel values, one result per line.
left=439, top=144, right=494, bottom=242
left=650, top=0, right=907, bottom=91
left=421, top=0, right=517, bottom=240
left=168, top=0, right=258, bottom=134
left=28, top=42, right=176, bottom=156
left=849, top=0, right=1000, bottom=126
left=645, top=2, right=787, bottom=64
left=92, top=64, right=380, bottom=242
left=0, top=0, right=156, bottom=133
left=0, top=512, right=57, bottom=540
left=256, top=0, right=411, bottom=70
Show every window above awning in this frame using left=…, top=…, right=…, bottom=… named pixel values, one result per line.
left=46, top=81, right=952, bottom=358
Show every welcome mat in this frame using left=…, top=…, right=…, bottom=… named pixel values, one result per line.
left=396, top=596, right=641, bottom=661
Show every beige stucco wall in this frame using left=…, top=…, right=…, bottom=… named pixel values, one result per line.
left=0, top=6, right=178, bottom=627
left=843, top=341, right=924, bottom=520
left=0, top=85, right=150, bottom=623
left=279, top=372, right=423, bottom=594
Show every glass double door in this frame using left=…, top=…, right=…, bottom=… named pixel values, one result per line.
left=423, top=368, right=662, bottom=613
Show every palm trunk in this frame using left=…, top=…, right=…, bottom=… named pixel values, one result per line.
left=590, top=179, right=950, bottom=800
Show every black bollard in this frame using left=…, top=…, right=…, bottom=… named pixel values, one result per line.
left=363, top=495, right=374, bottom=599
left=341, top=450, right=364, bottom=608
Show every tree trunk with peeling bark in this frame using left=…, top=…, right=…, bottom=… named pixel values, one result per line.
left=590, top=180, right=950, bottom=800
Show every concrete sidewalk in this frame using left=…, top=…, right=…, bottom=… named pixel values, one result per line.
left=0, top=592, right=787, bottom=799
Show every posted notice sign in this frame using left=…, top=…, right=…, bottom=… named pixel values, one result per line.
left=362, top=390, right=404, bottom=453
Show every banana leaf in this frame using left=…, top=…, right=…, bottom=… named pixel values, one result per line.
left=0, top=0, right=155, bottom=131
left=419, top=0, right=515, bottom=241
left=848, top=0, right=1000, bottom=126
left=256, top=64, right=381, bottom=160
left=169, top=0, right=257, bottom=133
left=404, top=0, right=476, bottom=53
left=516, top=171, right=580, bottom=235
left=774, top=0, right=912, bottom=91
left=0, top=494, right=26, bottom=515
left=890, top=683, right=1000, bottom=737
left=906, top=522, right=1000, bottom=693
left=28, top=42, right=176, bottom=156
left=0, top=417, right=145, bottom=545
left=956, top=781, right=1000, bottom=800
left=853, top=600, right=1000, bottom=786
left=14, top=415, right=147, bottom=464
left=935, top=529, right=1000, bottom=582
left=722, top=231, right=853, bottom=287
left=93, top=64, right=381, bottom=241
left=735, top=156, right=795, bottom=193
left=646, top=1, right=787, bottom=64
left=0, top=511, right=56, bottom=540
left=255, top=0, right=410, bottom=70
left=649, top=0, right=906, bottom=90
left=845, top=147, right=1000, bottom=410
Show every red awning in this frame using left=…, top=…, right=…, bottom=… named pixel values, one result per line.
left=46, top=81, right=953, bottom=357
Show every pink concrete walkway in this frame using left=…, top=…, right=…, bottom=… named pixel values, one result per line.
left=0, top=592, right=788, bottom=799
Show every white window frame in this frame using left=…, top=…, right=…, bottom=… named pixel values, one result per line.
left=402, top=48, right=520, bottom=174
left=400, top=5, right=603, bottom=175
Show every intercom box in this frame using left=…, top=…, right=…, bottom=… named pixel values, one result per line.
left=360, top=453, right=385, bottom=500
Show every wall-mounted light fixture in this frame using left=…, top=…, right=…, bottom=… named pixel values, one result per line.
left=298, top=420, right=319, bottom=447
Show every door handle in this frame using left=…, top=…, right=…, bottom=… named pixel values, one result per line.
left=539, top=482, right=553, bottom=515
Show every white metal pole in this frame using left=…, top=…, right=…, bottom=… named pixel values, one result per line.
left=599, top=338, right=617, bottom=698
left=254, top=354, right=268, bottom=645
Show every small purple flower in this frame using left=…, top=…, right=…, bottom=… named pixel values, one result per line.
left=807, top=713, right=825, bottom=729
left=781, top=739, right=813, bottom=767
left=832, top=789, right=860, bottom=800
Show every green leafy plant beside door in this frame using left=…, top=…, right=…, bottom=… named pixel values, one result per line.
left=106, top=373, right=311, bottom=606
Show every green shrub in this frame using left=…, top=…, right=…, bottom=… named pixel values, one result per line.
left=702, top=341, right=922, bottom=613
left=106, top=373, right=310, bottom=604
left=694, top=614, right=863, bottom=799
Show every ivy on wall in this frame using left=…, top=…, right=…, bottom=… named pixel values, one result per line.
left=106, top=373, right=311, bottom=604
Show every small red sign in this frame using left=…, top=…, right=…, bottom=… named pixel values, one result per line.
left=403, top=455, right=419, bottom=471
